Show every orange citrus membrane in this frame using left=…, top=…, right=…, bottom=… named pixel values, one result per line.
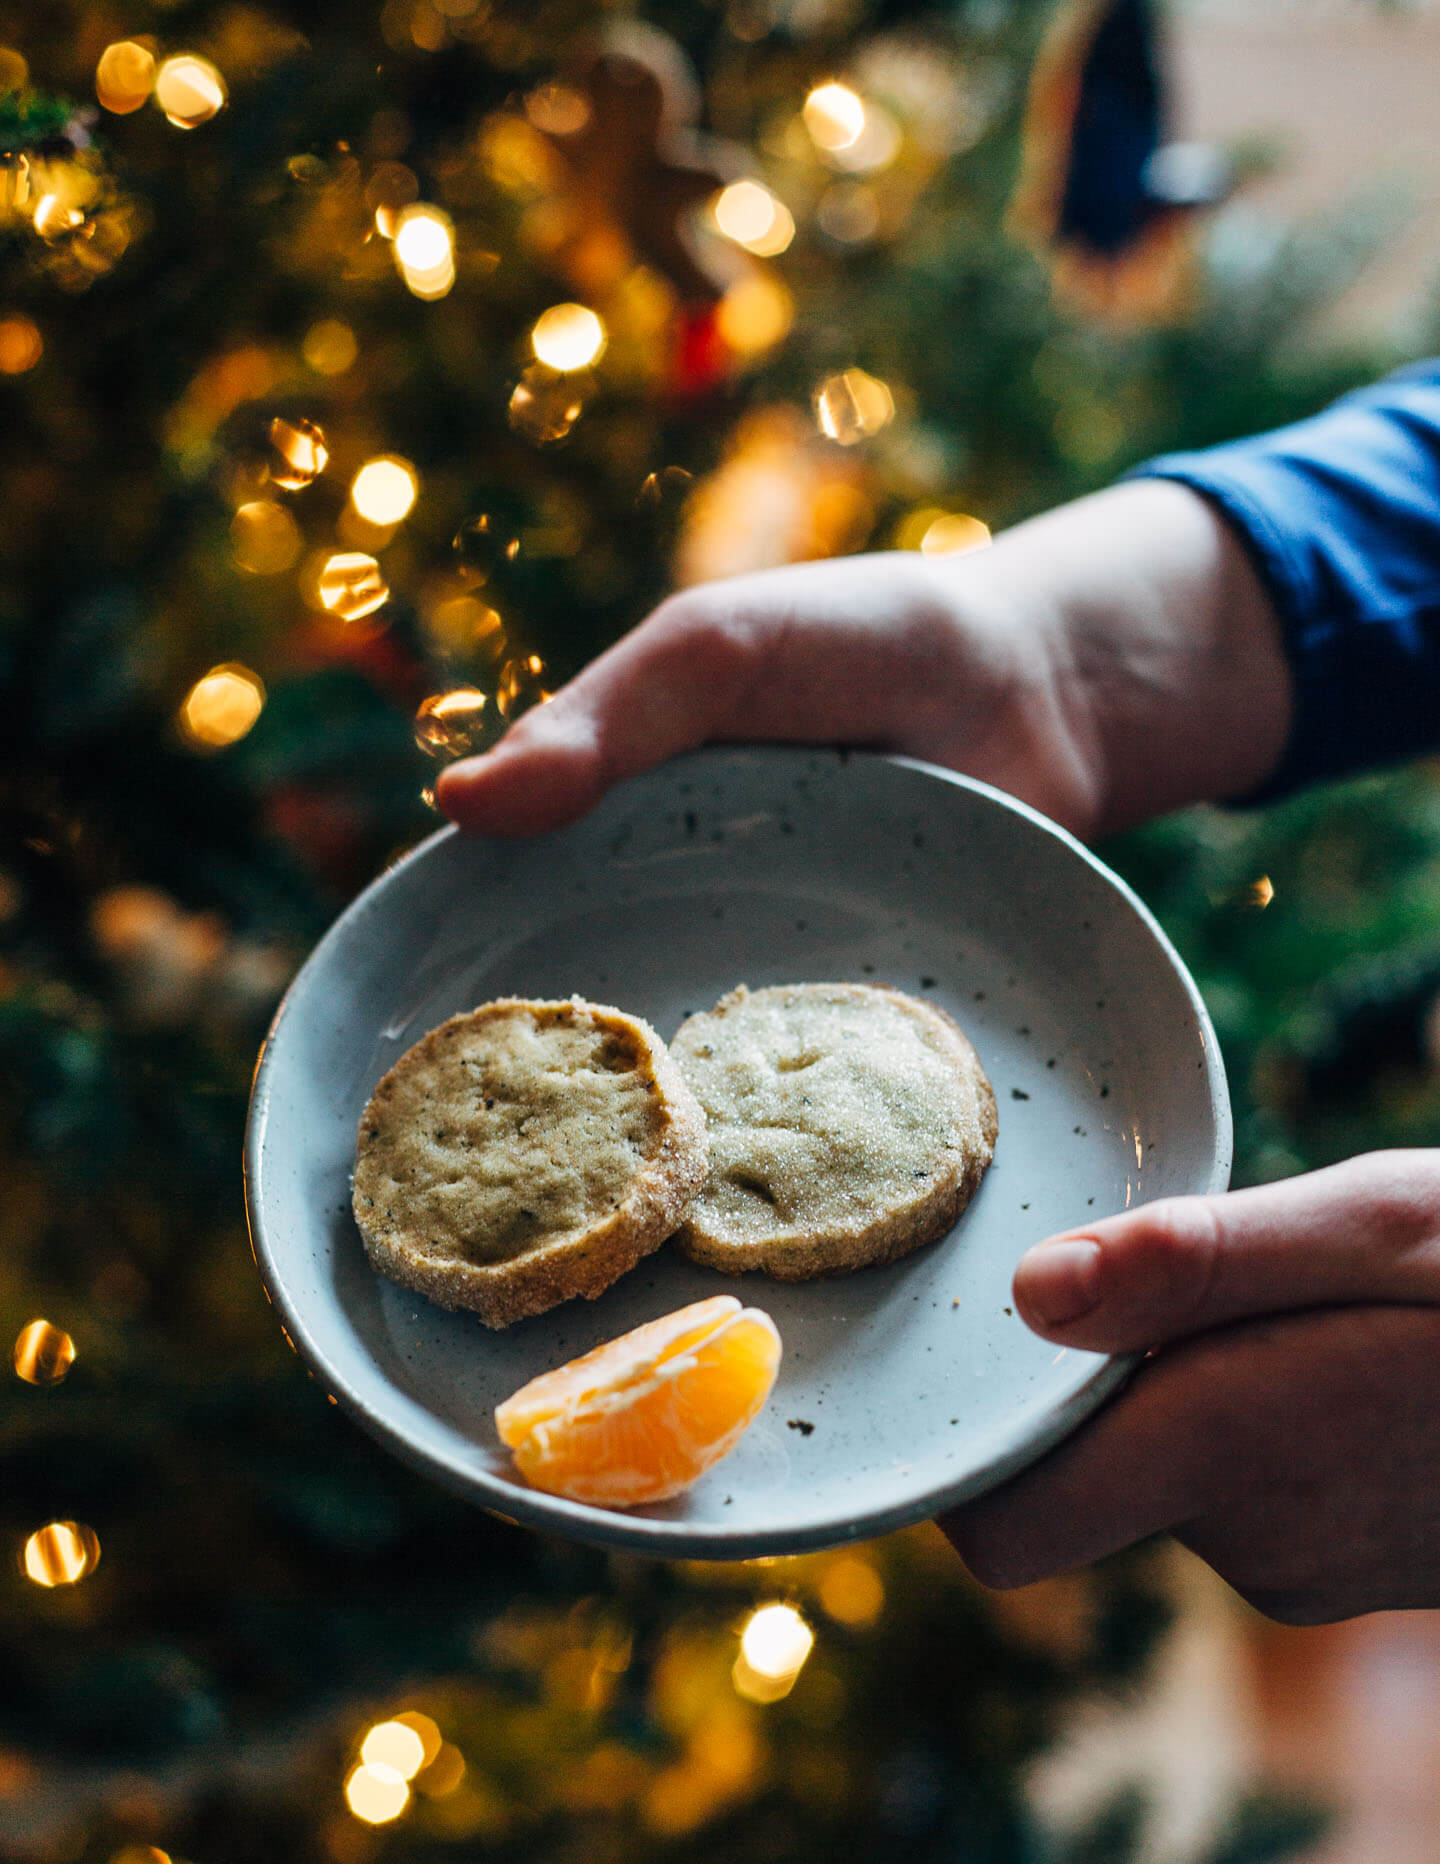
left=495, top=1296, right=781, bottom=1508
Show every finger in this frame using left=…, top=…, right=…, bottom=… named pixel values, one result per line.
left=1009, top=1149, right=1440, bottom=1354
left=941, top=1311, right=1312, bottom=1588
left=436, top=556, right=956, bottom=835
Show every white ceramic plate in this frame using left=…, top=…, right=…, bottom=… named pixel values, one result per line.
left=245, top=748, right=1230, bottom=1558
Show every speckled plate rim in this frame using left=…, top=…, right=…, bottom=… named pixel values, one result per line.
left=244, top=750, right=1231, bottom=1558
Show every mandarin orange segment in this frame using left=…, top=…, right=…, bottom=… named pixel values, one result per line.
left=495, top=1299, right=781, bottom=1508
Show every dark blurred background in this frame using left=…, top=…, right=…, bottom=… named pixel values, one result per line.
left=5, top=1, right=1440, bottom=1859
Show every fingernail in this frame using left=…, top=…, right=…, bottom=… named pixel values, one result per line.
left=1015, top=1238, right=1102, bottom=1326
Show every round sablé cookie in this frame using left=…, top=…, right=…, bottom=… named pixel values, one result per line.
left=352, top=997, right=709, bottom=1327
left=670, top=982, right=997, bottom=1280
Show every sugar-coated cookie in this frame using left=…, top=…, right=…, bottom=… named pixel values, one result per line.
left=670, top=982, right=996, bottom=1279
left=352, top=997, right=709, bottom=1327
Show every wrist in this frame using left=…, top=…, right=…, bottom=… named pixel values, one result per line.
left=951, top=482, right=1293, bottom=835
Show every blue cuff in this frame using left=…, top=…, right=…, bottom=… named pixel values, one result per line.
left=1129, top=360, right=1440, bottom=803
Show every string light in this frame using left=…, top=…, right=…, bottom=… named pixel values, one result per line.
left=393, top=204, right=455, bottom=299
left=920, top=512, right=991, bottom=557
left=154, top=55, right=227, bottom=129
left=13, top=1320, right=76, bottom=1385
left=268, top=415, right=329, bottom=489
left=23, top=1521, right=101, bottom=1587
left=453, top=514, right=520, bottom=584
left=96, top=40, right=156, bottom=114
left=818, top=1554, right=884, bottom=1626
left=350, top=456, right=418, bottom=526
left=0, top=315, right=42, bottom=374
left=733, top=1603, right=813, bottom=1702
left=496, top=653, right=549, bottom=717
left=302, top=318, right=357, bottom=375
left=179, top=664, right=265, bottom=748
left=414, top=688, right=489, bottom=758
left=717, top=273, right=793, bottom=355
left=366, top=162, right=420, bottom=239
left=344, top=1761, right=409, bottom=1824
left=713, top=181, right=795, bottom=257
left=231, top=500, right=302, bottom=575
left=416, top=1742, right=466, bottom=1797
left=828, top=103, right=901, bottom=174
left=33, top=197, right=83, bottom=241
left=524, top=83, right=590, bottom=136
left=508, top=365, right=587, bottom=444
left=803, top=82, right=865, bottom=153
left=817, top=181, right=880, bottom=245
left=531, top=303, right=606, bottom=371
left=423, top=593, right=504, bottom=658
left=814, top=367, right=894, bottom=444
left=318, top=552, right=389, bottom=621
left=361, top=1719, right=427, bottom=1778
left=392, top=1710, right=443, bottom=1767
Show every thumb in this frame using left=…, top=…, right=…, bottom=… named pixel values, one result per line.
left=1011, top=1149, right=1440, bottom=1353
left=436, top=591, right=750, bottom=836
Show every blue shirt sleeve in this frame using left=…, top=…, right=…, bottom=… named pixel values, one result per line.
left=1128, top=360, right=1440, bottom=801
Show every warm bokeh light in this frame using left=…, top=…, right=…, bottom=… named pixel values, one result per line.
left=453, top=513, right=520, bottom=584
left=318, top=552, right=390, bottom=621
left=33, top=196, right=83, bottom=240
left=508, top=366, right=586, bottom=444
left=803, top=82, right=866, bottom=153
left=920, top=512, right=992, bottom=557
left=741, top=1602, right=814, bottom=1676
left=23, top=1521, right=101, bottom=1587
left=416, top=1740, right=466, bottom=1797
left=14, top=1320, right=76, bottom=1385
left=496, top=653, right=549, bottom=718
left=179, top=664, right=266, bottom=748
left=0, top=314, right=42, bottom=374
left=231, top=500, right=302, bottom=575
left=361, top=1719, right=427, bottom=1779
left=302, top=318, right=358, bottom=375
left=109, top=1848, right=171, bottom=1864
left=268, top=415, right=329, bottom=489
left=818, top=1554, right=885, bottom=1626
left=1247, top=875, right=1275, bottom=908
left=366, top=161, right=420, bottom=238
left=414, top=688, right=489, bottom=758
left=350, top=456, right=418, bottom=525
left=344, top=1761, right=409, bottom=1824
left=154, top=55, right=227, bottom=129
left=393, top=204, right=455, bottom=299
left=733, top=1603, right=814, bottom=1702
left=713, top=181, right=795, bottom=257
left=531, top=302, right=606, bottom=371
left=524, top=82, right=590, bottom=136
left=392, top=1710, right=443, bottom=1768
left=717, top=273, right=794, bottom=355
left=814, top=367, right=894, bottom=444
left=95, top=40, right=156, bottom=115
left=830, top=102, right=901, bottom=174
left=817, top=181, right=880, bottom=245
left=423, top=593, right=504, bottom=658
left=394, top=208, right=452, bottom=271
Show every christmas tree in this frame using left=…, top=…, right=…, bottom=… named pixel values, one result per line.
left=0, top=0, right=1412, bottom=1856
